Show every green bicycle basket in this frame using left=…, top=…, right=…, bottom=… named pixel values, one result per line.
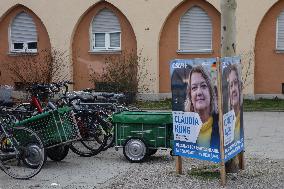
left=15, top=107, right=81, bottom=148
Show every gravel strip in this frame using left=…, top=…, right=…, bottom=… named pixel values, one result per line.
left=97, top=150, right=284, bottom=189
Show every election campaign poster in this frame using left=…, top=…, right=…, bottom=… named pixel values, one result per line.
left=221, top=57, right=244, bottom=162
left=170, top=58, right=221, bottom=163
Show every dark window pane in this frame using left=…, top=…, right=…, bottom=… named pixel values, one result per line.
left=13, top=43, right=23, bottom=49
left=28, top=42, right=37, bottom=49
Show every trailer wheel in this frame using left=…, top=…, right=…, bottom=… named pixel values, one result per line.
left=22, top=143, right=46, bottom=169
left=147, top=149, right=158, bottom=156
left=47, top=144, right=69, bottom=161
left=170, top=149, right=177, bottom=156
left=123, top=137, right=147, bottom=163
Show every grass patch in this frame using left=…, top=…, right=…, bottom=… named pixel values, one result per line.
left=188, top=164, right=220, bottom=180
left=244, top=98, right=284, bottom=111
left=135, top=99, right=172, bottom=110
left=135, top=98, right=284, bottom=111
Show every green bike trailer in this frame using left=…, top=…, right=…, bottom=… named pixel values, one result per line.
left=112, top=111, right=173, bottom=162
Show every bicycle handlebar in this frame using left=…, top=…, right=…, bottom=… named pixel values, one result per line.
left=26, top=84, right=49, bottom=93
left=55, top=81, right=74, bottom=95
left=26, top=81, right=74, bottom=95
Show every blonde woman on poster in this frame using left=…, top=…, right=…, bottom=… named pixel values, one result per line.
left=227, top=64, right=242, bottom=142
left=184, top=65, right=219, bottom=149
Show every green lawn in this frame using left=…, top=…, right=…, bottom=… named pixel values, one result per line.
left=243, top=99, right=284, bottom=111
left=135, top=99, right=172, bottom=110
left=135, top=98, right=284, bottom=111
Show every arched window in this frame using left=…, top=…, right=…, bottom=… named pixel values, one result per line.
left=179, top=6, right=212, bottom=53
left=91, top=8, right=121, bottom=52
left=10, top=12, right=38, bottom=53
left=276, top=10, right=284, bottom=50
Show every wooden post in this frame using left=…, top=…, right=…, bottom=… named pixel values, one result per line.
left=175, top=156, right=182, bottom=174
left=217, top=58, right=226, bottom=186
left=238, top=151, right=245, bottom=170
left=220, top=162, right=226, bottom=186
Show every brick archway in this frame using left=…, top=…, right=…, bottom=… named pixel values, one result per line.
left=255, top=1, right=284, bottom=94
left=72, top=2, right=137, bottom=90
left=159, top=0, right=220, bottom=93
left=0, top=4, right=51, bottom=85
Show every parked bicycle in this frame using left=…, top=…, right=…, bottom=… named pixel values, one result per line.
left=1, top=83, right=80, bottom=162
left=54, top=81, right=109, bottom=157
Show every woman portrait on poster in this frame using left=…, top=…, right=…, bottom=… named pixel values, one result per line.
left=227, top=64, right=243, bottom=142
left=184, top=65, right=219, bottom=149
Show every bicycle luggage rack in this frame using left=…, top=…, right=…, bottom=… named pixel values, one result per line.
left=14, top=107, right=81, bottom=149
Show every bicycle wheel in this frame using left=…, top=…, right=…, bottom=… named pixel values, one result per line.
left=97, top=113, right=114, bottom=151
left=103, top=132, right=115, bottom=151
left=82, top=115, right=108, bottom=155
left=81, top=128, right=107, bottom=155
left=0, top=127, right=45, bottom=180
left=102, top=126, right=115, bottom=151
left=69, top=115, right=93, bottom=157
left=70, top=130, right=107, bottom=157
left=70, top=140, right=95, bottom=157
left=70, top=114, right=107, bottom=156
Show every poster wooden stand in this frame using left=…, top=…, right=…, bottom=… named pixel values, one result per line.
left=217, top=58, right=226, bottom=186
left=172, top=57, right=245, bottom=187
left=175, top=156, right=182, bottom=174
left=239, top=151, right=245, bottom=170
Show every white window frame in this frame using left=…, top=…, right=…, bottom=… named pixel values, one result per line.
left=10, top=40, right=38, bottom=53
left=92, top=31, right=121, bottom=52
left=89, top=8, right=122, bottom=53
left=177, top=6, right=213, bottom=54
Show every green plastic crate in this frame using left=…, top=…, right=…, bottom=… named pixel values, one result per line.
left=112, top=111, right=173, bottom=148
left=15, top=107, right=81, bottom=148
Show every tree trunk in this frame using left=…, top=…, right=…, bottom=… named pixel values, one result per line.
left=221, top=0, right=237, bottom=56
left=221, top=0, right=240, bottom=173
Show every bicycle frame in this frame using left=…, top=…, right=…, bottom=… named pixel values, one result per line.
left=28, top=85, right=54, bottom=114
left=31, top=96, right=43, bottom=113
